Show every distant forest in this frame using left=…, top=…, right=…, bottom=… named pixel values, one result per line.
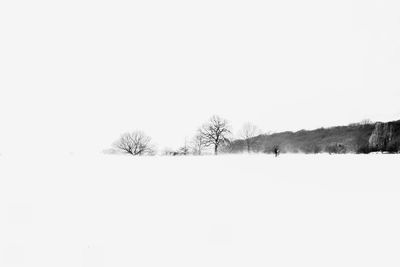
left=110, top=117, right=400, bottom=156
left=229, top=120, right=400, bottom=154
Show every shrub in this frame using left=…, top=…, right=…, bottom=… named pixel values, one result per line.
left=387, top=141, right=400, bottom=153
left=356, top=145, right=372, bottom=154
left=325, top=143, right=347, bottom=154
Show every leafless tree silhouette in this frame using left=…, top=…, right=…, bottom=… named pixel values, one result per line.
left=191, top=133, right=206, bottom=155
left=179, top=139, right=190, bottom=155
left=239, top=122, right=261, bottom=153
left=113, top=131, right=153, bottom=156
left=199, top=115, right=231, bottom=155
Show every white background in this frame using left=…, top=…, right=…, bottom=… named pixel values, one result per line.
left=1, top=154, right=400, bottom=267
left=1, top=2, right=400, bottom=266
left=1, top=0, right=400, bottom=154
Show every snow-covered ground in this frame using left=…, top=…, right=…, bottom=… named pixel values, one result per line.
left=1, top=153, right=399, bottom=267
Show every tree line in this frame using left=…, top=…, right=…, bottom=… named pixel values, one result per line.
left=110, top=117, right=400, bottom=156
left=111, top=115, right=262, bottom=156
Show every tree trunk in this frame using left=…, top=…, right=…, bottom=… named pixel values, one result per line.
left=214, top=145, right=218, bottom=155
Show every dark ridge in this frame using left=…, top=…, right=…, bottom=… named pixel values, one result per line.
left=229, top=120, right=400, bottom=154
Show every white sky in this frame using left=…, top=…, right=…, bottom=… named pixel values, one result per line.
left=1, top=0, right=400, bottom=154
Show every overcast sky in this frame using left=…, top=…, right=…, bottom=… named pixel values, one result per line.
left=1, top=0, right=400, bottom=154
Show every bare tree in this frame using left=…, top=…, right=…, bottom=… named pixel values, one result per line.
left=239, top=122, right=261, bottom=153
left=360, top=119, right=373, bottom=125
left=191, top=133, right=206, bottom=155
left=113, top=131, right=153, bottom=156
left=162, top=147, right=175, bottom=156
left=179, top=138, right=190, bottom=155
left=199, top=115, right=231, bottom=155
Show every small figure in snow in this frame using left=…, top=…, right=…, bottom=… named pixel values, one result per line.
left=274, top=146, right=280, bottom=157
